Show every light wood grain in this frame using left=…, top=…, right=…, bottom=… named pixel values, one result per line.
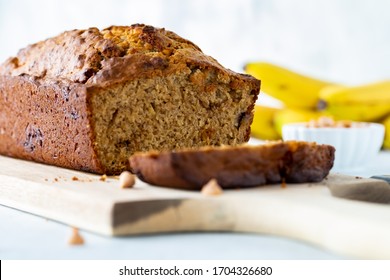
left=0, top=155, right=390, bottom=259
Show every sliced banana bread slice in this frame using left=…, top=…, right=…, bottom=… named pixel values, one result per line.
left=129, top=141, right=335, bottom=190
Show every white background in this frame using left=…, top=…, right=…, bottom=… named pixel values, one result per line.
left=0, top=0, right=389, bottom=85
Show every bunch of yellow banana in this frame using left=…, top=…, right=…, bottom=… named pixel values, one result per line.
left=244, top=62, right=390, bottom=149
left=245, top=62, right=333, bottom=141
left=244, top=62, right=335, bottom=109
left=250, top=104, right=325, bottom=141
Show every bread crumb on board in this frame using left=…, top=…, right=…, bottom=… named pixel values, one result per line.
left=119, top=171, right=136, bottom=189
left=46, top=175, right=107, bottom=183
left=201, top=179, right=223, bottom=196
left=68, top=227, right=84, bottom=246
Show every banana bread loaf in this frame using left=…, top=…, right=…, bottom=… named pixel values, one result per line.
left=0, top=24, right=260, bottom=174
left=129, top=141, right=335, bottom=190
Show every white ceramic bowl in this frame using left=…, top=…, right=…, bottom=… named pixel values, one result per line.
left=282, top=122, right=385, bottom=171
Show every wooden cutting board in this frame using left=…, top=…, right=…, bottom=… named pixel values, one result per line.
left=0, top=155, right=390, bottom=259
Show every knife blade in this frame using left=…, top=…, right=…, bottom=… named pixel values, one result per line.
left=327, top=174, right=390, bottom=204
left=370, top=175, right=390, bottom=184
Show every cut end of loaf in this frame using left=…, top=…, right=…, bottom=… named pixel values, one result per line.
left=90, top=69, right=258, bottom=174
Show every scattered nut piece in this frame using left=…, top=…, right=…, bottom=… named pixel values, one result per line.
left=201, top=179, right=223, bottom=196
left=99, top=174, right=107, bottom=181
left=54, top=178, right=58, bottom=182
left=68, top=227, right=84, bottom=245
left=119, top=171, right=136, bottom=189
left=71, top=176, right=79, bottom=181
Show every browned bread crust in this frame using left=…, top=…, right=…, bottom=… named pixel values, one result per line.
left=129, top=141, right=335, bottom=190
left=0, top=24, right=259, bottom=174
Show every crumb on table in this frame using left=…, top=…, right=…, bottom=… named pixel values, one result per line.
left=68, top=227, right=84, bottom=245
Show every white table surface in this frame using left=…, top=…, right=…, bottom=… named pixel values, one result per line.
left=1, top=149, right=389, bottom=260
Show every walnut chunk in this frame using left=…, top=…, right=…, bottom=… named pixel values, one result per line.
left=68, top=227, right=84, bottom=245
left=201, top=179, right=223, bottom=196
left=119, top=171, right=135, bottom=189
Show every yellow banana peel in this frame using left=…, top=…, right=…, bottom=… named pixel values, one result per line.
left=319, top=80, right=390, bottom=106
left=383, top=115, right=390, bottom=149
left=273, top=108, right=324, bottom=136
left=244, top=62, right=335, bottom=109
left=317, top=85, right=346, bottom=101
left=318, top=82, right=390, bottom=121
left=250, top=105, right=281, bottom=140
left=323, top=103, right=390, bottom=122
